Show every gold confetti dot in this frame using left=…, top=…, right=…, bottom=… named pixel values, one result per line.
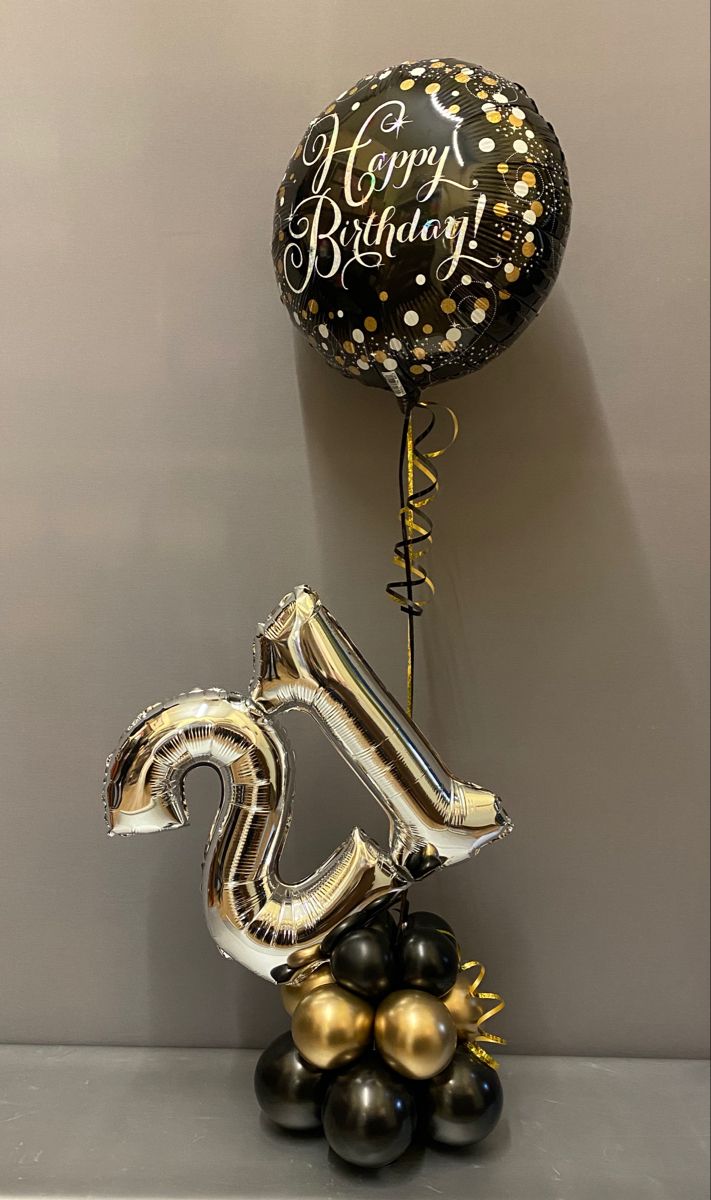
left=522, top=241, right=536, bottom=257
left=364, top=316, right=378, bottom=332
left=431, top=60, right=445, bottom=68
left=423, top=324, right=433, bottom=334
left=343, top=340, right=355, bottom=354
left=486, top=111, right=502, bottom=124
left=508, top=113, right=524, bottom=127
left=301, top=309, right=308, bottom=319
left=441, top=298, right=457, bottom=314
left=440, top=340, right=455, bottom=352
left=347, top=365, right=360, bottom=375
left=325, top=105, right=335, bottom=115
left=335, top=355, right=345, bottom=366
left=378, top=290, right=389, bottom=301
left=449, top=104, right=461, bottom=114
left=455, top=72, right=470, bottom=83
left=349, top=87, right=358, bottom=95
left=499, top=289, right=511, bottom=300
left=477, top=90, right=488, bottom=99
left=504, top=265, right=521, bottom=282
left=413, top=347, right=426, bottom=359
left=400, top=79, right=415, bottom=91
left=308, top=299, right=319, bottom=314
left=425, top=82, right=440, bottom=95
left=374, top=350, right=386, bottom=363
left=497, top=162, right=509, bottom=174
left=493, top=201, right=509, bottom=216
left=522, top=170, right=537, bottom=187
left=483, top=75, right=497, bottom=85
left=475, top=297, right=490, bottom=311
left=410, top=364, right=426, bottom=375
left=328, top=311, right=334, bottom=319
left=277, top=230, right=285, bottom=242
left=531, top=200, right=544, bottom=216
left=502, top=230, right=512, bottom=240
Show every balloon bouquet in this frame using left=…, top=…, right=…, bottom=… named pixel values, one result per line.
left=104, top=57, right=570, bottom=1169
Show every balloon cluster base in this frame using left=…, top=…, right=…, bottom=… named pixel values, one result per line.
left=254, top=908, right=505, bottom=1168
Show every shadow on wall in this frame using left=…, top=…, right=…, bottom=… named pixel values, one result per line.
left=291, top=289, right=699, bottom=1057
left=141, top=291, right=700, bottom=1055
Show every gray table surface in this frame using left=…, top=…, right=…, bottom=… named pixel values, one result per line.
left=0, top=1046, right=708, bottom=1200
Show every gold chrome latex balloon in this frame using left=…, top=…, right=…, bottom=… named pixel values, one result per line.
left=291, top=985, right=373, bottom=1070
left=374, top=990, right=457, bottom=1079
left=104, top=585, right=512, bottom=982
left=280, top=965, right=335, bottom=1016
left=442, top=975, right=485, bottom=1039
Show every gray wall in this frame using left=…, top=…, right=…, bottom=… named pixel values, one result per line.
left=1, top=0, right=708, bottom=1058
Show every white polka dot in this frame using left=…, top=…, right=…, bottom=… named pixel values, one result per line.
left=352, top=102, right=360, bottom=110
left=513, top=180, right=529, bottom=197
left=512, top=107, right=525, bottom=119
left=504, top=262, right=516, bottom=275
left=353, top=328, right=365, bottom=343
left=389, top=338, right=402, bottom=351
left=468, top=239, right=478, bottom=249
left=321, top=342, right=329, bottom=351
left=526, top=129, right=535, bottom=139
left=482, top=102, right=496, bottom=112
left=452, top=90, right=460, bottom=97
left=485, top=281, right=493, bottom=288
left=478, top=137, right=496, bottom=152
left=513, top=139, right=528, bottom=154
left=523, top=210, right=536, bottom=225
left=471, top=309, right=486, bottom=324
left=461, top=274, right=472, bottom=285
left=446, top=327, right=462, bottom=343
left=379, top=70, right=391, bottom=79
left=493, top=92, right=508, bottom=104
left=422, top=363, right=432, bottom=371
left=410, top=66, right=426, bottom=76
left=404, top=311, right=419, bottom=326
left=357, top=358, right=369, bottom=370
left=318, top=324, right=329, bottom=338
left=383, top=357, right=398, bottom=371
left=337, top=309, right=344, bottom=318
left=416, top=274, right=426, bottom=285
left=525, top=231, right=535, bottom=241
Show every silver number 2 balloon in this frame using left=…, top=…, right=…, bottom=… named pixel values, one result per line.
left=104, top=586, right=512, bottom=981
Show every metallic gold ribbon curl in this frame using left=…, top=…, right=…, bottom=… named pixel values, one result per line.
left=386, top=399, right=459, bottom=715
left=459, top=958, right=507, bottom=1071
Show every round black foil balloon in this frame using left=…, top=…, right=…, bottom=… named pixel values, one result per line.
left=273, top=57, right=571, bottom=401
left=322, top=1055, right=416, bottom=1167
left=426, top=1048, right=503, bottom=1146
left=331, top=926, right=396, bottom=999
left=398, top=917, right=459, bottom=996
left=254, top=1031, right=327, bottom=1131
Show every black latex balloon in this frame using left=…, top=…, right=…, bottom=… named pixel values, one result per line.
left=322, top=1055, right=416, bottom=1167
left=254, top=1031, right=327, bottom=1131
left=366, top=906, right=398, bottom=944
left=273, top=57, right=571, bottom=403
left=425, top=1048, right=503, bottom=1146
left=397, top=918, right=459, bottom=996
left=331, top=926, right=396, bottom=999
left=406, top=910, right=456, bottom=939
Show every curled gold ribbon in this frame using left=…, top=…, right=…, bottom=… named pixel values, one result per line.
left=386, top=399, right=459, bottom=716
left=459, top=958, right=507, bottom=1071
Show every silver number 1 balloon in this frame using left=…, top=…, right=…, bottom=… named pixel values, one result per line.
left=104, top=586, right=512, bottom=981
